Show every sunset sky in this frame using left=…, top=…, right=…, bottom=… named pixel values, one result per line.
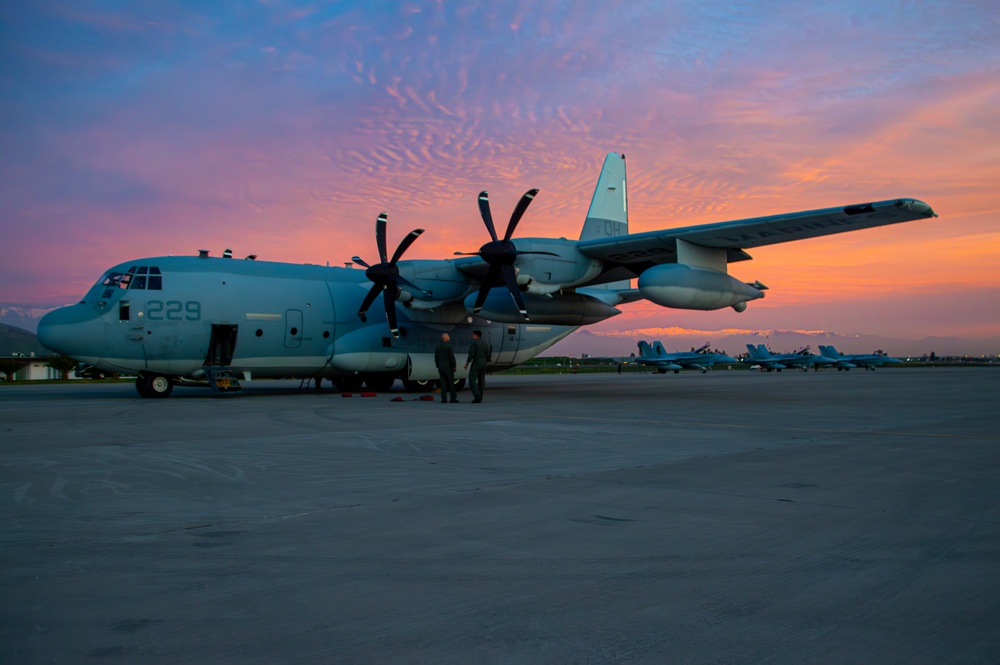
left=2, top=1, right=998, bottom=353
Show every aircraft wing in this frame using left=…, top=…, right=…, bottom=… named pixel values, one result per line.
left=577, top=198, right=936, bottom=268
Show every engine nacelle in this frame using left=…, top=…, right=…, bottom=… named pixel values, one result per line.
left=466, top=290, right=621, bottom=325
left=328, top=327, right=408, bottom=372
left=395, top=259, right=475, bottom=307
left=638, top=264, right=764, bottom=311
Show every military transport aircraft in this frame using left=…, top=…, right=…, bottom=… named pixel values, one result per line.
left=818, top=345, right=903, bottom=370
left=37, top=152, right=937, bottom=398
left=635, top=341, right=739, bottom=373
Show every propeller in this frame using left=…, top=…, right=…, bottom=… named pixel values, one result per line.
left=454, top=189, right=556, bottom=320
left=353, top=212, right=427, bottom=338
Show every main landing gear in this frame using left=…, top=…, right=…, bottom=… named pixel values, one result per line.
left=136, top=373, right=174, bottom=398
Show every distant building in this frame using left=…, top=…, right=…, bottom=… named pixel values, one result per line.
left=0, top=355, right=76, bottom=381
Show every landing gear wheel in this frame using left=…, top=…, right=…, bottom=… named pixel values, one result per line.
left=452, top=378, right=466, bottom=391
left=362, top=374, right=396, bottom=392
left=401, top=377, right=434, bottom=393
left=334, top=375, right=364, bottom=392
left=143, top=373, right=173, bottom=398
left=135, top=376, right=149, bottom=398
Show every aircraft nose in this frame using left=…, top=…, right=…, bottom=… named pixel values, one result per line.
left=37, top=304, right=104, bottom=359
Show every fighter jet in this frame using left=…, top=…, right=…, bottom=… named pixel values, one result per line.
left=744, top=344, right=834, bottom=372
left=818, top=345, right=903, bottom=371
left=635, top=341, right=739, bottom=373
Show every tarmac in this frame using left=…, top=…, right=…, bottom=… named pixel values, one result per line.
left=1, top=367, right=998, bottom=664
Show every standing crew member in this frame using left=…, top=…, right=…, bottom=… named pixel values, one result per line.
left=435, top=332, right=459, bottom=403
left=464, top=329, right=491, bottom=403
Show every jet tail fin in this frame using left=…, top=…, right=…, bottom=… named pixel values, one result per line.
left=637, top=341, right=653, bottom=357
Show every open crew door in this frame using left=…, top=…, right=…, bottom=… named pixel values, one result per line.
left=204, top=324, right=242, bottom=393
left=207, top=325, right=238, bottom=366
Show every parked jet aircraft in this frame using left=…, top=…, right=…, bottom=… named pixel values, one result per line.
left=37, top=152, right=937, bottom=398
left=635, top=341, right=739, bottom=373
left=818, top=345, right=903, bottom=371
left=744, top=344, right=832, bottom=372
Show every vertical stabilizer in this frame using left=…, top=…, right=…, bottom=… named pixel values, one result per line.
left=580, top=152, right=628, bottom=242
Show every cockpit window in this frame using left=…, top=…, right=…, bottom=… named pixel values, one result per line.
left=124, top=266, right=162, bottom=290
left=96, top=266, right=162, bottom=299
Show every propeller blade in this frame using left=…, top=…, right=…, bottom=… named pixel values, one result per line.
left=357, top=284, right=382, bottom=321
left=382, top=289, right=400, bottom=337
left=453, top=251, right=481, bottom=256
left=352, top=256, right=371, bottom=268
left=389, top=228, right=424, bottom=264
left=394, top=275, right=430, bottom=297
left=477, top=191, right=499, bottom=242
left=472, top=265, right=501, bottom=313
left=503, top=189, right=538, bottom=242
left=501, top=264, right=529, bottom=320
left=375, top=213, right=388, bottom=263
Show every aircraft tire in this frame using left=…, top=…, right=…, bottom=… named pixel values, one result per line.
left=362, top=373, right=396, bottom=392
left=452, top=378, right=466, bottom=391
left=143, top=373, right=174, bottom=398
left=401, top=377, right=434, bottom=393
left=673, top=369, right=680, bottom=374
left=135, top=376, right=149, bottom=398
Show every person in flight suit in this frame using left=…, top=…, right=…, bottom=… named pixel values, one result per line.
left=435, top=332, right=459, bottom=403
left=463, top=329, right=491, bottom=403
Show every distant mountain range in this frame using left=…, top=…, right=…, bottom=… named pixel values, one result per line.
left=0, top=304, right=61, bottom=333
